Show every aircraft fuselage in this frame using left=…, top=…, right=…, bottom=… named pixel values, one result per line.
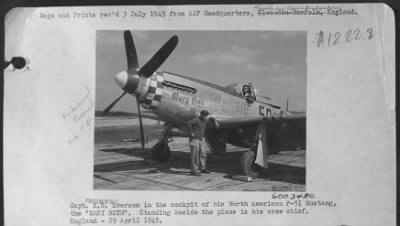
left=139, top=71, right=285, bottom=129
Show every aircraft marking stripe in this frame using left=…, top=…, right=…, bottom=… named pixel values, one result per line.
left=148, top=86, right=157, bottom=93
left=153, top=95, right=162, bottom=101
left=141, top=74, right=164, bottom=110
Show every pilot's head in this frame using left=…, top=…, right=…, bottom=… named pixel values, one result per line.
left=200, top=110, right=210, bottom=120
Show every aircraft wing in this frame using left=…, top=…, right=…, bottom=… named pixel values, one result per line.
left=215, top=113, right=306, bottom=129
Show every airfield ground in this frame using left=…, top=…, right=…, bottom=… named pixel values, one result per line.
left=94, top=117, right=306, bottom=191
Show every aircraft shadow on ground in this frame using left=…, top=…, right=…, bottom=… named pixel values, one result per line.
left=95, top=147, right=305, bottom=185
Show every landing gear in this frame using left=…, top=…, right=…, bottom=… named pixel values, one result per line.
left=240, top=123, right=268, bottom=178
left=151, top=124, right=173, bottom=162
left=151, top=142, right=170, bottom=162
left=240, top=151, right=260, bottom=178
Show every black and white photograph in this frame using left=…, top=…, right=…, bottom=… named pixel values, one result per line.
left=4, top=4, right=396, bottom=226
left=94, top=30, right=307, bottom=191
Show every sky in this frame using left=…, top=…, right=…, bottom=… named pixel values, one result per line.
left=96, top=30, right=307, bottom=113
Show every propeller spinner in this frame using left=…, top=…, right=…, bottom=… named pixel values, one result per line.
left=102, top=31, right=178, bottom=149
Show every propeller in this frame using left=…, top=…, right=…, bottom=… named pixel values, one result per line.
left=124, top=31, right=139, bottom=70
left=136, top=95, right=145, bottom=149
left=102, top=30, right=178, bottom=150
left=101, top=91, right=127, bottom=116
left=139, top=35, right=178, bottom=78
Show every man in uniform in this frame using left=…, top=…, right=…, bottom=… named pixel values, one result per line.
left=242, top=83, right=256, bottom=103
left=187, top=110, right=214, bottom=176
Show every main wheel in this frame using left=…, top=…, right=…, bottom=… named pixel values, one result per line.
left=151, top=142, right=171, bottom=162
left=240, top=151, right=260, bottom=178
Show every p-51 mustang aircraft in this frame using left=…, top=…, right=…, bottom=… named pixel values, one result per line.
left=102, top=31, right=306, bottom=178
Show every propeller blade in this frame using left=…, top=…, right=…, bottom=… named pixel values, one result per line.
left=139, top=35, right=178, bottom=78
left=136, top=95, right=145, bottom=150
left=124, top=31, right=139, bottom=70
left=102, top=91, right=127, bottom=116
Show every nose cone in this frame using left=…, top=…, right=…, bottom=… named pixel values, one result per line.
left=115, top=71, right=140, bottom=94
left=115, top=71, right=128, bottom=89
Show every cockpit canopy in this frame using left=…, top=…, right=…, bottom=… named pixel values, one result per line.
left=224, top=83, right=242, bottom=96
left=224, top=83, right=257, bottom=103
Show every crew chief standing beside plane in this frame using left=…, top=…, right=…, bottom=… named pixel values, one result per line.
left=187, top=110, right=218, bottom=176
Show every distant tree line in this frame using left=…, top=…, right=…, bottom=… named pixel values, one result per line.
left=94, top=110, right=137, bottom=117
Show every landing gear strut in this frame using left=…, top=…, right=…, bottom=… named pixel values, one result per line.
left=151, top=124, right=173, bottom=162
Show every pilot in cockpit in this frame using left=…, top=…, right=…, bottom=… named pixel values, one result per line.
left=241, top=83, right=256, bottom=103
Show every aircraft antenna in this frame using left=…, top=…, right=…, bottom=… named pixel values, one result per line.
left=286, top=97, right=289, bottom=112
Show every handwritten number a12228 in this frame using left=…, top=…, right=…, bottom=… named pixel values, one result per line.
left=316, top=28, right=374, bottom=47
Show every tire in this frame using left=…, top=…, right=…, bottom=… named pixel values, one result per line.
left=240, top=151, right=260, bottom=178
left=151, top=143, right=171, bottom=162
